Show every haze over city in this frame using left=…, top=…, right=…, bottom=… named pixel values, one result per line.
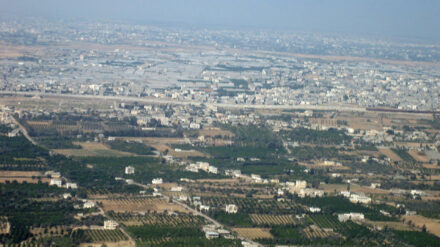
left=2, top=0, right=440, bottom=41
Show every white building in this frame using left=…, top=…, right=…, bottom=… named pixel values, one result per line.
left=370, top=183, right=381, bottom=189
left=297, top=188, right=324, bottom=198
left=349, top=194, right=372, bottom=204
left=340, top=191, right=351, bottom=198
left=208, top=166, right=218, bottom=174
left=125, top=166, right=135, bottom=175
left=309, top=207, right=321, bottom=213
left=225, top=204, right=238, bottom=214
left=178, top=195, right=188, bottom=201
left=7, top=129, right=20, bottom=137
left=205, top=231, right=219, bottom=239
left=171, top=186, right=183, bottom=192
left=295, top=180, right=307, bottom=189
left=104, top=220, right=119, bottom=230
left=152, top=178, right=163, bottom=184
left=50, top=179, right=62, bottom=187
left=200, top=205, right=210, bottom=212
left=338, top=213, right=365, bottom=222
left=83, top=201, right=96, bottom=209
left=197, top=162, right=210, bottom=172
left=65, top=183, right=78, bottom=189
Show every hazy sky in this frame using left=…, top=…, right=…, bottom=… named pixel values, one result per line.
left=1, top=0, right=439, bottom=41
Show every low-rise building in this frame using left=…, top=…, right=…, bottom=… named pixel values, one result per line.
left=50, top=178, right=63, bottom=187
left=225, top=204, right=238, bottom=214
left=104, top=220, right=119, bottom=230
left=152, top=178, right=163, bottom=184
left=338, top=213, right=365, bottom=222
left=83, top=200, right=96, bottom=209
left=349, top=194, right=371, bottom=204
left=125, top=166, right=135, bottom=174
left=65, top=182, right=78, bottom=189
left=309, top=207, right=321, bottom=213
left=205, top=231, right=219, bottom=239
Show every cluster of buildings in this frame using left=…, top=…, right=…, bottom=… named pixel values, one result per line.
left=341, top=191, right=372, bottom=204
left=185, top=161, right=218, bottom=174
left=1, top=20, right=439, bottom=113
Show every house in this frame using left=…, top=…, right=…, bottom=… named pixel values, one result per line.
left=65, top=182, right=78, bottom=189
left=152, top=178, right=163, bottom=184
left=45, top=171, right=61, bottom=178
left=7, top=128, right=20, bottom=137
left=295, top=180, right=307, bottom=189
left=171, top=186, right=183, bottom=192
left=50, top=179, right=63, bottom=187
left=349, top=194, right=371, bottom=204
left=225, top=204, right=238, bottom=214
left=410, top=190, right=425, bottom=197
left=406, top=211, right=417, bottom=216
left=340, top=191, right=351, bottom=198
left=205, top=231, right=219, bottom=239
left=297, top=188, right=324, bottom=198
left=200, top=205, right=210, bottom=212
left=196, top=162, right=210, bottom=172
left=125, top=166, right=135, bottom=175
left=370, top=183, right=381, bottom=189
left=309, top=207, right=321, bottom=213
left=83, top=201, right=96, bottom=209
left=208, top=166, right=218, bottom=174
left=178, top=195, right=188, bottom=201
left=186, top=163, right=199, bottom=173
left=225, top=169, right=241, bottom=177
left=338, top=213, right=364, bottom=222
left=63, top=193, right=72, bottom=199
left=104, top=220, right=119, bottom=230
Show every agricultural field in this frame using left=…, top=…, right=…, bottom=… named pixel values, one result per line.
left=2, top=90, right=440, bottom=246
left=403, top=215, right=440, bottom=237
left=306, top=215, right=349, bottom=230
left=98, top=197, right=190, bottom=213
left=231, top=227, right=273, bottom=239
left=0, top=170, right=50, bottom=183
left=54, top=141, right=135, bottom=157
left=249, top=214, right=296, bottom=225
left=392, top=148, right=417, bottom=163
left=110, top=212, right=206, bottom=227
left=379, top=147, right=402, bottom=162
left=125, top=225, right=241, bottom=247
left=200, top=197, right=306, bottom=214
left=106, top=140, right=156, bottom=155
left=303, top=225, right=339, bottom=238
left=85, top=229, right=128, bottom=242
left=408, top=150, right=430, bottom=163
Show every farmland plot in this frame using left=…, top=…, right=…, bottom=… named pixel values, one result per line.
left=98, top=197, right=190, bottom=213
left=231, top=227, right=273, bottom=239
left=250, top=214, right=296, bottom=225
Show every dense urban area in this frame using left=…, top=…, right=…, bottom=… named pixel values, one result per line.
left=0, top=18, right=440, bottom=247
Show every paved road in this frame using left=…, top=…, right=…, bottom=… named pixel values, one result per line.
left=10, top=115, right=37, bottom=145
left=0, top=90, right=366, bottom=112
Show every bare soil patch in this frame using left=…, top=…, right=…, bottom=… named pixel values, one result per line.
left=403, top=215, right=440, bottom=237
left=379, top=148, right=402, bottom=162
left=98, top=198, right=190, bottom=214
left=231, top=227, right=273, bottom=239
left=53, top=142, right=135, bottom=157
left=408, top=150, right=430, bottom=163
